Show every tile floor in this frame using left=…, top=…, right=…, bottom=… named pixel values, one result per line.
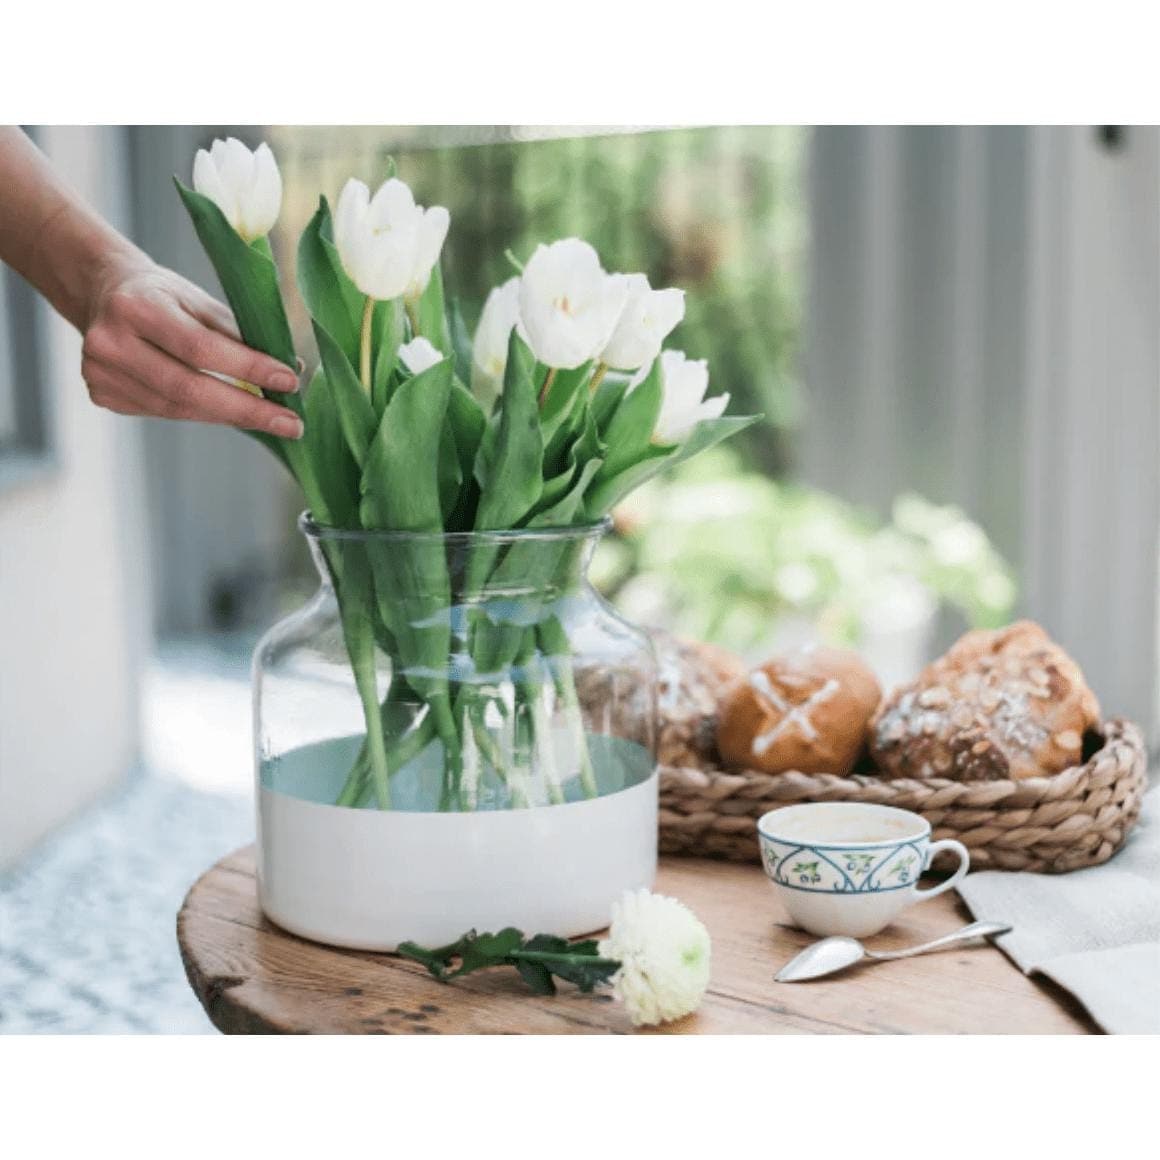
left=0, top=638, right=257, bottom=1034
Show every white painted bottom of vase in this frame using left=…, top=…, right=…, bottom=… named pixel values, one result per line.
left=257, top=770, right=658, bottom=951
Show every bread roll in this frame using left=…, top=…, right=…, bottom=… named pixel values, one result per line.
left=869, top=620, right=1100, bottom=782
left=717, top=646, right=881, bottom=776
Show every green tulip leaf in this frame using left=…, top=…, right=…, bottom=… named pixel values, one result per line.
left=668, top=413, right=762, bottom=468
left=474, top=330, right=543, bottom=531
left=174, top=180, right=297, bottom=373
left=358, top=360, right=455, bottom=720
left=591, top=374, right=630, bottom=432
left=540, top=361, right=592, bottom=449
left=313, top=320, right=378, bottom=468
left=371, top=299, right=405, bottom=413
left=530, top=458, right=604, bottom=527
left=416, top=262, right=453, bottom=356
left=447, top=297, right=474, bottom=387
left=443, top=381, right=485, bottom=528
left=597, top=357, right=662, bottom=481
left=297, top=197, right=365, bottom=368
left=535, top=404, right=604, bottom=520
left=360, top=358, right=453, bottom=532
left=301, top=368, right=360, bottom=528
left=585, top=412, right=761, bottom=517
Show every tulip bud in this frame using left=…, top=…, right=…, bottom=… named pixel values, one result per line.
left=470, top=276, right=521, bottom=403
left=517, top=239, right=628, bottom=369
left=333, top=177, right=449, bottom=303
left=600, top=274, right=685, bottom=371
left=192, top=138, right=282, bottom=243
left=398, top=336, right=444, bottom=375
left=633, top=349, right=729, bottom=445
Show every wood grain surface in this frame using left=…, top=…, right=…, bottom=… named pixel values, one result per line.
left=177, top=847, right=1097, bottom=1034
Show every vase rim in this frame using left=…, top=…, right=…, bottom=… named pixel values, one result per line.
left=298, top=511, right=612, bottom=547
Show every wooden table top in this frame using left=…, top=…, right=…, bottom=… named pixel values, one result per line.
left=178, top=847, right=1097, bottom=1034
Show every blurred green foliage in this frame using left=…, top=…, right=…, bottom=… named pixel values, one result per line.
left=594, top=446, right=1017, bottom=653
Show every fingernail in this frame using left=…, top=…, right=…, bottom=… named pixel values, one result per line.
left=270, top=414, right=304, bottom=440
left=269, top=370, right=299, bottom=393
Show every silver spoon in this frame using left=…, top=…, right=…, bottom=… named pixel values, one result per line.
left=775, top=920, right=1013, bottom=982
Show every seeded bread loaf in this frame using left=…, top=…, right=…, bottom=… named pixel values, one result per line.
left=716, top=646, right=882, bottom=776
left=869, top=620, right=1100, bottom=782
left=655, top=632, right=747, bottom=768
left=574, top=629, right=746, bottom=769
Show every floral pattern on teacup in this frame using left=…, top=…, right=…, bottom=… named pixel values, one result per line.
left=885, top=852, right=918, bottom=884
left=759, top=837, right=928, bottom=895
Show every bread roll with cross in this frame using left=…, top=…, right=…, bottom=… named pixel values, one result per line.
left=716, top=646, right=882, bottom=776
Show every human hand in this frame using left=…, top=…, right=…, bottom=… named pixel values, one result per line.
left=79, top=253, right=303, bottom=438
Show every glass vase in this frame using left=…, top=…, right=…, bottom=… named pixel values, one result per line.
left=253, top=514, right=658, bottom=949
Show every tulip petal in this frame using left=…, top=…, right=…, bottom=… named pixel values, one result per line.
left=471, top=276, right=521, bottom=400
left=243, top=142, right=283, bottom=241
left=407, top=205, right=450, bottom=299
left=192, top=147, right=237, bottom=229
left=368, top=177, right=416, bottom=228
left=334, top=178, right=369, bottom=253
left=518, top=239, right=628, bottom=368
left=399, top=336, right=444, bottom=375
left=217, top=138, right=255, bottom=204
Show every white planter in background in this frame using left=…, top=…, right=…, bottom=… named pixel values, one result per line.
left=751, top=578, right=938, bottom=694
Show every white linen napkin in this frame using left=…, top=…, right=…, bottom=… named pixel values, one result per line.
left=956, top=786, right=1160, bottom=1034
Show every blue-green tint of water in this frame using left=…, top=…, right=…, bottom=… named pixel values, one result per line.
left=261, top=732, right=654, bottom=811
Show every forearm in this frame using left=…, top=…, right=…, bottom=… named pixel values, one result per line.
left=0, top=126, right=146, bottom=330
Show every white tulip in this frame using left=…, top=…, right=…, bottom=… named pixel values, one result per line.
left=398, top=336, right=444, bottom=375
left=600, top=274, right=685, bottom=371
left=633, top=349, right=729, bottom=445
left=517, top=239, right=628, bottom=369
left=470, top=276, right=521, bottom=401
left=598, top=889, right=711, bottom=1027
left=192, top=137, right=282, bottom=243
left=333, top=177, right=450, bottom=302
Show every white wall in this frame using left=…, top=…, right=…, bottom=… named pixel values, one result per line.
left=805, top=126, right=1160, bottom=741
left=0, top=127, right=151, bottom=868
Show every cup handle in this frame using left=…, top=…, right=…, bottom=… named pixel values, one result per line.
left=912, top=839, right=970, bottom=900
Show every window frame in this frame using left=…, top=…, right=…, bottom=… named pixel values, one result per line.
left=0, top=262, right=54, bottom=491
left=0, top=126, right=55, bottom=493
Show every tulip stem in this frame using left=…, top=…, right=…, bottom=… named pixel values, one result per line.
left=588, top=362, right=609, bottom=395
left=538, top=367, right=558, bottom=408
left=405, top=299, right=421, bottom=339
left=359, top=296, right=375, bottom=392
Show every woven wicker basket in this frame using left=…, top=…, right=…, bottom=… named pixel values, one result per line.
left=658, top=717, right=1148, bottom=873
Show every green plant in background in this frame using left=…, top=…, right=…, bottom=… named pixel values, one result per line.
left=593, top=445, right=1016, bottom=655
left=177, top=137, right=758, bottom=812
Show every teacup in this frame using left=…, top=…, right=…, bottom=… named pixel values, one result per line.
left=757, top=802, right=970, bottom=938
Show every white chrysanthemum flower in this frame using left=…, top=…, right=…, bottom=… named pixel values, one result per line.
left=598, top=888, right=711, bottom=1026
